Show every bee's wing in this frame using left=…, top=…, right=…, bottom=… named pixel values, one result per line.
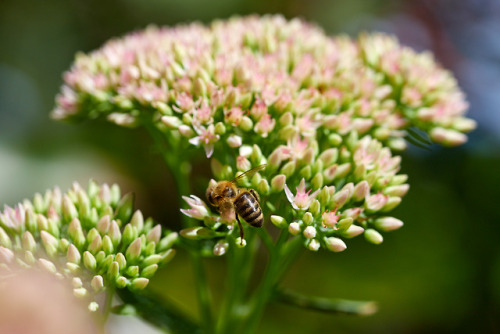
left=230, top=164, right=267, bottom=183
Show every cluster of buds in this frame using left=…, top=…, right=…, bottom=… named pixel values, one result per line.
left=52, top=16, right=474, bottom=255
left=180, top=132, right=407, bottom=254
left=0, top=181, right=177, bottom=311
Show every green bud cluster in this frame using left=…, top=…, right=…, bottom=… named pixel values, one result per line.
left=0, top=181, right=177, bottom=310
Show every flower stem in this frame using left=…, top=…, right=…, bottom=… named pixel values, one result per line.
left=145, top=122, right=214, bottom=333
left=243, top=230, right=302, bottom=334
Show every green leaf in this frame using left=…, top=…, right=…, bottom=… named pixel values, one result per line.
left=116, top=288, right=201, bottom=334
left=274, top=288, right=377, bottom=316
left=405, top=127, right=432, bottom=150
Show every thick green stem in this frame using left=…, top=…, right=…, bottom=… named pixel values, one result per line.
left=243, top=230, right=302, bottom=334
left=145, top=122, right=214, bottom=333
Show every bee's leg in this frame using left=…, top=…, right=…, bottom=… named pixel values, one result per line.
left=249, top=189, right=260, bottom=203
left=235, top=215, right=244, bottom=245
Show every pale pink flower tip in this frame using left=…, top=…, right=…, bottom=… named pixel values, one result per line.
left=284, top=178, right=320, bottom=210
left=180, top=195, right=209, bottom=220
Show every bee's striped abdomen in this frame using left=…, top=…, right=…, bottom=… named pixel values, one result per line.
left=234, top=192, right=263, bottom=227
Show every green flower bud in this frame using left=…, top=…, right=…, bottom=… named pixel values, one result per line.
left=143, top=254, right=162, bottom=267
left=0, top=246, right=14, bottom=263
left=68, top=218, right=86, bottom=249
left=307, top=239, right=320, bottom=251
left=300, top=165, right=312, bottom=179
left=33, top=193, right=45, bottom=213
left=108, top=261, right=120, bottom=280
left=101, top=254, right=115, bottom=271
left=91, top=275, right=104, bottom=292
left=390, top=174, right=408, bottom=186
left=110, top=184, right=121, bottom=206
left=146, top=225, right=162, bottom=244
left=88, top=302, right=99, bottom=312
left=22, top=231, right=36, bottom=252
left=270, top=174, right=286, bottom=192
left=88, top=233, right=102, bottom=254
left=325, top=237, right=347, bottom=252
left=335, top=163, right=351, bottom=179
left=309, top=200, right=321, bottom=217
left=109, top=220, right=122, bottom=247
left=383, top=184, right=409, bottom=197
left=72, top=277, right=83, bottom=289
left=373, top=216, right=404, bottom=232
left=336, top=217, right=353, bottom=232
left=122, top=224, right=137, bottom=246
left=116, top=276, right=128, bottom=288
left=364, top=228, right=383, bottom=244
left=318, top=148, right=338, bottom=166
left=131, top=278, right=149, bottom=290
left=303, top=226, right=316, bottom=239
left=328, top=133, right=342, bottom=146
left=73, top=287, right=88, bottom=298
left=311, top=172, right=323, bottom=189
left=281, top=161, right=296, bottom=178
left=97, top=215, right=111, bottom=234
left=102, top=235, right=114, bottom=254
left=130, top=210, right=144, bottom=232
left=381, top=197, right=402, bottom=212
left=126, top=265, right=139, bottom=277
left=157, top=232, right=178, bottom=251
left=37, top=214, right=48, bottom=232
left=279, top=111, right=293, bottom=126
left=240, top=116, right=253, bottom=131
left=214, top=122, right=226, bottom=135
left=0, top=227, right=12, bottom=249
left=257, top=179, right=270, bottom=195
left=83, top=251, right=97, bottom=271
left=141, top=264, right=158, bottom=278
left=115, top=252, right=127, bottom=270
left=341, top=225, right=364, bottom=238
left=160, top=249, right=176, bottom=265
left=302, top=212, right=314, bottom=225
left=213, top=240, right=229, bottom=256
left=250, top=144, right=263, bottom=165
left=25, top=209, right=37, bottom=234
left=24, top=250, right=36, bottom=265
left=38, top=258, right=57, bottom=274
left=40, top=231, right=58, bottom=258
left=288, top=222, right=301, bottom=236
left=126, top=238, right=142, bottom=263
left=62, top=195, right=78, bottom=222
left=66, top=262, right=80, bottom=274
left=270, top=215, right=287, bottom=229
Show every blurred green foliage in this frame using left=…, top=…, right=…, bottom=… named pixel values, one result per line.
left=0, top=0, right=499, bottom=333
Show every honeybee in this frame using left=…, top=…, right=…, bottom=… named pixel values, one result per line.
left=206, top=165, right=266, bottom=244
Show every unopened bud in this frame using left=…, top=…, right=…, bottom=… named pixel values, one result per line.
left=281, top=161, right=296, bottom=178
left=307, top=239, right=320, bottom=251
left=126, top=238, right=142, bottom=263
left=341, top=225, right=364, bottom=238
left=40, top=231, right=58, bottom=257
left=240, top=116, right=253, bottom=131
left=67, top=244, right=81, bottom=264
left=141, top=264, right=158, bottom=278
left=91, top=275, right=104, bottom=291
left=325, top=237, right=347, bottom=252
left=384, top=184, right=409, bottom=197
left=374, top=216, right=404, bottom=231
left=132, top=278, right=149, bottom=290
left=309, top=200, right=321, bottom=217
left=270, top=215, right=287, bottom=229
left=353, top=181, right=370, bottom=201
left=227, top=135, right=243, bottom=148
left=288, top=222, right=301, bottom=235
left=303, top=212, right=314, bottom=226
left=382, top=196, right=402, bottom=212
left=303, top=226, right=316, bottom=239
left=364, top=229, right=383, bottom=244
left=83, top=251, right=97, bottom=271
left=270, top=174, right=286, bottom=192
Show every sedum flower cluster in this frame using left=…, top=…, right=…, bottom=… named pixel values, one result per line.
left=52, top=15, right=474, bottom=254
left=0, top=181, right=177, bottom=311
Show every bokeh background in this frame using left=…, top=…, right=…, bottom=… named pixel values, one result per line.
left=1, top=0, right=499, bottom=333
